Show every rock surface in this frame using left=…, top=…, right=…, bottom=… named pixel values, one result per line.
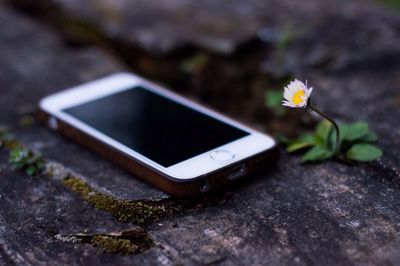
left=0, top=0, right=400, bottom=265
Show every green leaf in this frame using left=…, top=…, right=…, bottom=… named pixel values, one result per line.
left=287, top=142, right=314, bottom=152
left=286, top=133, right=316, bottom=152
left=316, top=120, right=332, bottom=143
left=301, top=146, right=333, bottom=162
left=9, top=148, right=22, bottom=164
left=8, top=147, right=45, bottom=175
left=276, top=134, right=293, bottom=145
left=346, top=144, right=383, bottom=162
left=37, top=162, right=45, bottom=172
left=340, top=121, right=369, bottom=142
left=26, top=165, right=36, bottom=176
left=265, top=90, right=286, bottom=116
left=265, top=90, right=283, bottom=108
left=298, top=133, right=316, bottom=143
left=360, top=131, right=378, bottom=142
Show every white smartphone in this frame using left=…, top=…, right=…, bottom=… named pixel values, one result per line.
left=39, top=73, right=278, bottom=196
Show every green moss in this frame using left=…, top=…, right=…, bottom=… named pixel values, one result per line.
left=0, top=127, right=14, bottom=148
left=63, top=175, right=181, bottom=226
left=90, top=233, right=153, bottom=255
left=19, top=115, right=35, bottom=127
left=0, top=127, right=24, bottom=151
left=57, top=229, right=154, bottom=255
left=181, top=53, right=209, bottom=74
left=91, top=236, right=135, bottom=254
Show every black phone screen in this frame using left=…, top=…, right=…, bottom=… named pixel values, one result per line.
left=63, top=86, right=249, bottom=167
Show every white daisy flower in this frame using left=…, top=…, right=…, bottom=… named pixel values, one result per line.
left=282, top=79, right=313, bottom=108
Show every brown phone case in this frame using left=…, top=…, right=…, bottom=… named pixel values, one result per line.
left=37, top=110, right=279, bottom=197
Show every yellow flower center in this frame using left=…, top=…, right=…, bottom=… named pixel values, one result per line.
left=292, top=90, right=305, bottom=105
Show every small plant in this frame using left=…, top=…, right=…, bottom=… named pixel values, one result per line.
left=265, top=90, right=286, bottom=117
left=281, top=79, right=382, bottom=163
left=281, top=120, right=382, bottom=162
left=8, top=147, right=45, bottom=175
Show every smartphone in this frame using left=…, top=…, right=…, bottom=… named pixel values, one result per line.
left=38, top=73, right=278, bottom=196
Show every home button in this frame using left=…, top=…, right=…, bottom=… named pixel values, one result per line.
left=210, top=150, right=235, bottom=162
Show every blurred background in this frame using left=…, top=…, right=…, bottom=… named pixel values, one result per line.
left=3, top=0, right=400, bottom=137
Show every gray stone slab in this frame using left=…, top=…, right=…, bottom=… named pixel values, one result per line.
left=151, top=157, right=400, bottom=265
left=1, top=0, right=400, bottom=265
left=15, top=0, right=394, bottom=55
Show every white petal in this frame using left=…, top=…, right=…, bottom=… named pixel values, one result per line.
left=299, top=82, right=307, bottom=91
left=283, top=95, right=290, bottom=102
left=286, top=85, right=295, bottom=95
left=283, top=87, right=294, bottom=100
left=282, top=101, right=295, bottom=108
left=282, top=79, right=314, bottom=108
left=306, top=86, right=313, bottom=97
left=299, top=100, right=307, bottom=107
left=288, top=84, right=299, bottom=96
left=290, top=80, right=306, bottom=94
left=283, top=90, right=293, bottom=100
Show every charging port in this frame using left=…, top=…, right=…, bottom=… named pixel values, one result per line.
left=228, top=164, right=247, bottom=181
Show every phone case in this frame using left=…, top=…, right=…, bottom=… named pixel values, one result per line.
left=37, top=110, right=279, bottom=197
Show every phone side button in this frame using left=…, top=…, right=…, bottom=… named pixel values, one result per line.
left=228, top=164, right=247, bottom=181
left=210, top=150, right=235, bottom=162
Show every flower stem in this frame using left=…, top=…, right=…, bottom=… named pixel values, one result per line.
left=307, top=103, right=340, bottom=153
